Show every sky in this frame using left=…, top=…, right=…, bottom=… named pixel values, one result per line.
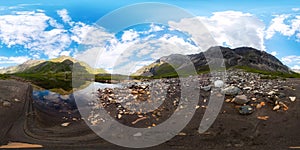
left=0, top=0, right=300, bottom=73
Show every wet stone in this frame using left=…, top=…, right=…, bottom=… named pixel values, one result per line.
left=239, top=105, right=253, bottom=115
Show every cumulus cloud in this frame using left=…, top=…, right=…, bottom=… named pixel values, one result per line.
left=266, top=14, right=300, bottom=41
left=282, top=55, right=300, bottom=64
left=57, top=9, right=73, bottom=25
left=0, top=10, right=74, bottom=59
left=121, top=29, right=139, bottom=42
left=0, top=56, right=30, bottom=64
left=169, top=11, right=266, bottom=51
left=271, top=51, right=277, bottom=56
left=0, top=8, right=107, bottom=64
left=292, top=65, right=300, bottom=70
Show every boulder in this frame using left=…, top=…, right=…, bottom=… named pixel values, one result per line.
left=222, top=86, right=241, bottom=96
left=233, top=95, right=249, bottom=105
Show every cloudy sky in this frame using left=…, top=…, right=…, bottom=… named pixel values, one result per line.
left=0, top=0, right=300, bottom=73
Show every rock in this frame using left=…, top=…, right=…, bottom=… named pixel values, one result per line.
left=225, top=99, right=232, bottom=103
left=278, top=93, right=286, bottom=98
left=243, top=87, right=252, bottom=90
left=61, top=122, right=70, bottom=127
left=201, top=85, right=211, bottom=91
left=133, top=132, right=142, bottom=137
left=214, top=80, right=224, bottom=88
left=289, top=96, right=296, bottom=102
left=178, top=132, right=187, bottom=136
left=117, top=114, right=122, bottom=119
left=222, top=86, right=241, bottom=96
left=273, top=105, right=280, bottom=111
left=257, top=116, right=269, bottom=120
left=239, top=105, right=253, bottom=115
left=256, top=104, right=262, bottom=109
left=2, top=101, right=11, bottom=107
left=233, top=95, right=249, bottom=105
left=268, top=91, right=276, bottom=95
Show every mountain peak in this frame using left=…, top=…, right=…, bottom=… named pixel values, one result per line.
left=133, top=46, right=291, bottom=77
left=50, top=56, right=76, bottom=63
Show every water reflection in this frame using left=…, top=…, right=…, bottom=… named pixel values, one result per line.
left=32, top=82, right=120, bottom=119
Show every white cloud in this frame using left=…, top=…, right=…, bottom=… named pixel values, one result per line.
left=271, top=51, right=277, bottom=56
left=0, top=10, right=74, bottom=58
left=0, top=9, right=107, bottom=61
left=281, top=55, right=300, bottom=64
left=266, top=14, right=300, bottom=41
left=292, top=65, right=300, bottom=70
left=0, top=56, right=30, bottom=64
left=57, top=9, right=73, bottom=25
left=121, top=29, right=139, bottom=42
left=169, top=11, right=266, bottom=51
left=292, top=8, right=300, bottom=12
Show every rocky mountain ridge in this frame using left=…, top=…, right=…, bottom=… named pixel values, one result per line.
left=134, top=46, right=292, bottom=77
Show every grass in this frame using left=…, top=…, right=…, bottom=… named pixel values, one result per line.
left=234, top=66, right=300, bottom=79
left=0, top=74, right=9, bottom=79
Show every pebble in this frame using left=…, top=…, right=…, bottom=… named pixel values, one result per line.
left=239, top=105, right=253, bottom=115
left=289, top=96, right=296, bottom=102
left=133, top=132, right=142, bottom=137
left=214, top=80, right=224, bottom=88
left=233, top=95, right=249, bottom=105
left=273, top=105, right=280, bottom=111
left=178, top=132, right=187, bottom=136
left=201, top=85, right=211, bottom=91
left=61, top=122, right=70, bottom=127
left=2, top=101, right=11, bottom=107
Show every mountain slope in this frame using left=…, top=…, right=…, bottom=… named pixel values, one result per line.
left=0, top=60, right=46, bottom=74
left=134, top=46, right=292, bottom=77
left=0, top=56, right=106, bottom=74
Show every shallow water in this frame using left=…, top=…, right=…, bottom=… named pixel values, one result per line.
left=32, top=82, right=120, bottom=118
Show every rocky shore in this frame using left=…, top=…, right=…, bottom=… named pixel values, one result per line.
left=1, top=71, right=300, bottom=149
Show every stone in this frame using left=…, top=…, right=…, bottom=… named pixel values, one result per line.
left=2, top=101, right=11, bottom=107
left=201, top=85, right=211, bottom=91
left=61, top=122, right=70, bottom=127
left=257, top=116, right=269, bottom=120
left=178, top=132, right=187, bottom=136
left=273, top=105, right=280, bottom=111
left=133, top=132, right=142, bottom=137
left=243, top=87, right=252, bottom=90
left=278, top=93, right=286, bottom=98
left=222, top=86, right=241, bottom=96
left=214, top=80, right=224, bottom=88
left=268, top=91, right=276, bottom=95
left=233, top=95, right=249, bottom=105
left=14, top=98, right=20, bottom=102
left=289, top=96, right=296, bottom=102
left=239, top=105, right=253, bottom=115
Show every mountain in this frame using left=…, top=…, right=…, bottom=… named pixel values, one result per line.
left=0, top=56, right=106, bottom=74
left=0, top=60, right=46, bottom=74
left=133, top=46, right=292, bottom=77
left=292, top=69, right=300, bottom=73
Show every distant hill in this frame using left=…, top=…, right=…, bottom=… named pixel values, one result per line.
left=133, top=46, right=293, bottom=77
left=0, top=56, right=106, bottom=75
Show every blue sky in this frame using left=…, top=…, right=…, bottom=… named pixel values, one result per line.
left=0, top=0, right=300, bottom=72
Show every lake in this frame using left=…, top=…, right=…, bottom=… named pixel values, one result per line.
left=32, top=82, right=120, bottom=120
